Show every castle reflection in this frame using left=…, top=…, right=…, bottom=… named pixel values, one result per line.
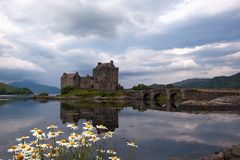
left=60, top=101, right=122, bottom=133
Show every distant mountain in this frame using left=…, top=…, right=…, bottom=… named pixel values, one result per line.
left=173, top=72, right=240, bottom=89
left=149, top=72, right=240, bottom=89
left=9, top=81, right=60, bottom=94
left=173, top=78, right=211, bottom=88
left=0, top=83, right=33, bottom=95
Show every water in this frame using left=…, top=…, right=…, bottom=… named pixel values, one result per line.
left=1, top=99, right=240, bottom=160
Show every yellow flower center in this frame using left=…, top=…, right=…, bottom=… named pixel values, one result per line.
left=17, top=154, right=24, bottom=160
left=11, top=145, right=17, bottom=149
left=27, top=147, right=32, bottom=151
left=32, top=154, right=37, bottom=158
left=32, top=141, right=37, bottom=145
left=37, top=130, right=43, bottom=135
left=21, top=144, right=26, bottom=149
left=70, top=141, right=75, bottom=145
left=46, top=144, right=51, bottom=148
left=51, top=132, right=55, bottom=135
left=60, top=139, right=66, bottom=143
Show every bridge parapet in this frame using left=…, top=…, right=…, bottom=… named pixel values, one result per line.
left=182, top=89, right=240, bottom=100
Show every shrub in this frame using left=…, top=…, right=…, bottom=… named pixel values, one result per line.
left=132, top=84, right=150, bottom=90
left=61, top=86, right=74, bottom=94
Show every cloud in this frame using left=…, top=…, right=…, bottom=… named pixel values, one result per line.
left=167, top=59, right=199, bottom=70
left=158, top=0, right=240, bottom=24
left=0, top=0, right=240, bottom=87
left=0, top=57, right=46, bottom=81
left=1, top=0, right=127, bottom=38
left=0, top=57, right=45, bottom=72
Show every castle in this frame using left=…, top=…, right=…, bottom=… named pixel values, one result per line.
left=61, top=61, right=119, bottom=90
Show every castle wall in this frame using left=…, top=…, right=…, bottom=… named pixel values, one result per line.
left=79, top=76, right=94, bottom=89
left=61, top=61, right=119, bottom=91
left=61, top=73, right=80, bottom=89
left=93, top=67, right=118, bottom=90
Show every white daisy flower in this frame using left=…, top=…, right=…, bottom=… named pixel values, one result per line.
left=108, top=156, right=120, bottom=160
left=103, top=131, right=114, bottom=139
left=107, top=150, right=117, bottom=155
left=47, top=124, right=58, bottom=130
left=67, top=123, right=79, bottom=130
left=96, top=125, right=108, bottom=130
left=126, top=141, right=138, bottom=148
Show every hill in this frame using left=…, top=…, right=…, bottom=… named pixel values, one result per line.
left=173, top=72, right=240, bottom=89
left=0, top=83, right=33, bottom=95
left=9, top=81, right=60, bottom=94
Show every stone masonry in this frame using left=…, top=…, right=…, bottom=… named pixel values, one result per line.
left=61, top=61, right=119, bottom=90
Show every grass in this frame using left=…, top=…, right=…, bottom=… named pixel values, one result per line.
left=62, top=89, right=126, bottom=98
left=158, top=95, right=167, bottom=105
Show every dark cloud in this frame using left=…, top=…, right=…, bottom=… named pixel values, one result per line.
left=51, top=6, right=126, bottom=38
left=0, top=69, right=40, bottom=81
left=2, top=0, right=127, bottom=38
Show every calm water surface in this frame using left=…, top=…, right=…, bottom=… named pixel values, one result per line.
left=0, top=99, right=240, bottom=160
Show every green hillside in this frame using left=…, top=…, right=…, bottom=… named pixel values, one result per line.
left=173, top=72, right=240, bottom=89
left=0, top=83, right=33, bottom=95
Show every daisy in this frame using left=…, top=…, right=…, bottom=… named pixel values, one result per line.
left=106, top=150, right=117, bottom=155
left=97, top=149, right=105, bottom=153
left=67, top=123, right=79, bottom=130
left=47, top=124, right=58, bottom=130
left=103, top=131, right=114, bottom=139
left=47, top=131, right=59, bottom=139
left=70, top=132, right=81, bottom=140
left=78, top=137, right=87, bottom=146
left=32, top=129, right=46, bottom=139
left=83, top=124, right=94, bottom=131
left=66, top=141, right=79, bottom=148
left=82, top=131, right=94, bottom=137
left=16, top=153, right=25, bottom=160
left=126, top=141, right=138, bottom=148
left=96, top=125, right=108, bottom=130
left=16, top=136, right=30, bottom=142
left=56, top=139, right=68, bottom=147
left=30, top=128, right=39, bottom=133
left=8, top=145, right=18, bottom=153
left=108, top=156, right=120, bottom=160
left=89, top=135, right=100, bottom=143
left=83, top=121, right=91, bottom=126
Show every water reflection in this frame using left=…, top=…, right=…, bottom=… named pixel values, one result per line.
left=60, top=101, right=121, bottom=133
left=1, top=99, right=240, bottom=160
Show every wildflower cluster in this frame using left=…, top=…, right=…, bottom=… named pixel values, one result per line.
left=8, top=122, right=138, bottom=160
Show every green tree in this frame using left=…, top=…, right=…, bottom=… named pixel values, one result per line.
left=132, top=84, right=149, bottom=90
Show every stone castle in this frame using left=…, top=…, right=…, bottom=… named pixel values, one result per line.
left=61, top=61, right=119, bottom=90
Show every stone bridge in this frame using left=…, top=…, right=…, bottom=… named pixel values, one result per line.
left=125, top=88, right=240, bottom=104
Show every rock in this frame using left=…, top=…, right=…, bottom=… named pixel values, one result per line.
left=179, top=96, right=240, bottom=109
left=232, top=145, right=240, bottom=156
left=202, top=145, right=240, bottom=160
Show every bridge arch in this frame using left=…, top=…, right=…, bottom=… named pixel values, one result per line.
left=143, top=93, right=150, bottom=101
left=169, top=92, right=180, bottom=107
left=153, top=93, right=161, bottom=101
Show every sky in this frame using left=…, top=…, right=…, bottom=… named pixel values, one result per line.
left=0, top=0, right=240, bottom=88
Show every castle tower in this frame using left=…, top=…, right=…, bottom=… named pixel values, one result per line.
left=93, top=60, right=118, bottom=90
